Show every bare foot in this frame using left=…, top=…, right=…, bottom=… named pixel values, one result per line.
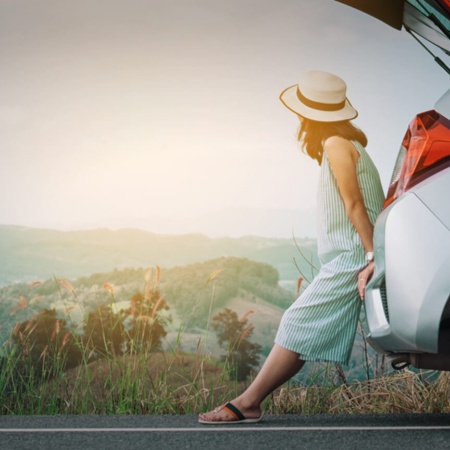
left=198, top=401, right=262, bottom=424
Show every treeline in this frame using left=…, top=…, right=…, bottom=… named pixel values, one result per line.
left=2, top=272, right=171, bottom=384
left=0, top=257, right=295, bottom=341
left=161, top=257, right=294, bottom=328
left=1, top=262, right=268, bottom=394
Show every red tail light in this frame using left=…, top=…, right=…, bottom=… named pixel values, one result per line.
left=383, top=110, right=450, bottom=209
left=435, top=0, right=450, bottom=15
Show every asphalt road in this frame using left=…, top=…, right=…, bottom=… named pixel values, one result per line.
left=0, top=414, right=449, bottom=450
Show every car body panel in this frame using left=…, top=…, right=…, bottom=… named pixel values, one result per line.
left=435, top=87, right=450, bottom=117
left=365, top=171, right=450, bottom=355
left=415, top=165, right=450, bottom=230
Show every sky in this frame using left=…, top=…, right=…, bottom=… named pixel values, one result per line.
left=1, top=0, right=449, bottom=237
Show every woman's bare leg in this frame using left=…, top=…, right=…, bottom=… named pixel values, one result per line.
left=199, top=344, right=305, bottom=422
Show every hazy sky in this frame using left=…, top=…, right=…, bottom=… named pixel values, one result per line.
left=1, top=0, right=449, bottom=234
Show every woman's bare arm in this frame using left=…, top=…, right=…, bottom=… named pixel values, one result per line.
left=323, top=135, right=374, bottom=253
left=323, top=136, right=375, bottom=299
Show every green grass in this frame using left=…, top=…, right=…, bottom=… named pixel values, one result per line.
left=2, top=347, right=449, bottom=415
left=1, top=268, right=449, bottom=415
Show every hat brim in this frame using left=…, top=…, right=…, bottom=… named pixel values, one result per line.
left=280, top=85, right=358, bottom=122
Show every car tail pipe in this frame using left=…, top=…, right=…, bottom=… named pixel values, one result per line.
left=390, top=353, right=450, bottom=371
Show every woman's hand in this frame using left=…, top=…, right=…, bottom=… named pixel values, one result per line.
left=358, top=261, right=375, bottom=301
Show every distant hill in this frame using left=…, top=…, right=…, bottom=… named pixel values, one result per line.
left=55, top=207, right=318, bottom=239
left=0, top=225, right=319, bottom=287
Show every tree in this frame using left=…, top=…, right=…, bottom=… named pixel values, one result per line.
left=212, top=308, right=262, bottom=381
left=126, top=288, right=171, bottom=353
left=10, top=308, right=82, bottom=380
left=84, top=304, right=126, bottom=358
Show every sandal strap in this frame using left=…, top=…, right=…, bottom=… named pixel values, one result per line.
left=223, top=402, right=245, bottom=421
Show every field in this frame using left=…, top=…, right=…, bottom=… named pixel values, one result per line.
left=1, top=258, right=449, bottom=415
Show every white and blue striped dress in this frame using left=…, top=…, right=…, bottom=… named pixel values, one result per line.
left=275, top=141, right=385, bottom=365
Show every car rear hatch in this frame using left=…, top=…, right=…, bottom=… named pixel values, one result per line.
left=336, top=0, right=450, bottom=72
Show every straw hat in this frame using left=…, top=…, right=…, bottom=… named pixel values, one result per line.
left=279, top=70, right=358, bottom=122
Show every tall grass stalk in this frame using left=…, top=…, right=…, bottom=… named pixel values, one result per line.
left=1, top=269, right=449, bottom=415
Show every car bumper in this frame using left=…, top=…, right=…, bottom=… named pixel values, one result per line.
left=364, top=187, right=450, bottom=354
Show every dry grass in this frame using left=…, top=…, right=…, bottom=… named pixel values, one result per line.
left=264, top=370, right=450, bottom=415
left=33, top=356, right=450, bottom=415
left=2, top=345, right=450, bottom=415
left=2, top=270, right=450, bottom=415
left=330, top=370, right=450, bottom=414
left=31, top=351, right=245, bottom=415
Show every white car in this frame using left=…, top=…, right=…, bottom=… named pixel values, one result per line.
left=338, top=0, right=450, bottom=370
left=365, top=90, right=450, bottom=371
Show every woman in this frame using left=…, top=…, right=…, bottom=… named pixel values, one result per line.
left=198, top=70, right=385, bottom=424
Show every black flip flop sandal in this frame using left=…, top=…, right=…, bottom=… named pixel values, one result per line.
left=198, top=402, right=262, bottom=424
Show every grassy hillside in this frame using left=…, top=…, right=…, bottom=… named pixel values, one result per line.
left=15, top=350, right=444, bottom=416
left=0, top=255, right=393, bottom=384
left=0, top=257, right=295, bottom=355
left=2, top=255, right=448, bottom=416
left=0, top=225, right=319, bottom=286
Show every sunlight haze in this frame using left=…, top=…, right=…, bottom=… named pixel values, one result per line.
left=1, top=0, right=449, bottom=237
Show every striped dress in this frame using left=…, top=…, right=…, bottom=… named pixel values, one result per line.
left=275, top=140, right=385, bottom=364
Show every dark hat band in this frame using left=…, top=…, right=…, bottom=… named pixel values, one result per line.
left=296, top=87, right=346, bottom=112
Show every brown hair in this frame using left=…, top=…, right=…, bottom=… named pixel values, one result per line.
left=298, top=118, right=368, bottom=165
